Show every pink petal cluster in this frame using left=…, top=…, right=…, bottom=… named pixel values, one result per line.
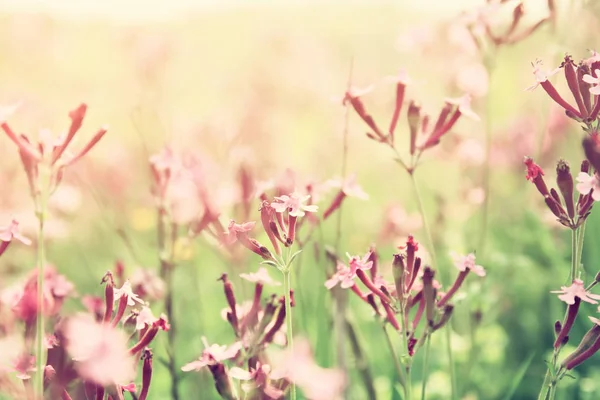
left=240, top=267, right=281, bottom=286
left=181, top=338, right=242, bottom=372
left=451, top=252, right=486, bottom=277
left=64, top=314, right=136, bottom=386
left=551, top=279, right=600, bottom=305
left=271, top=192, right=318, bottom=217
left=576, top=172, right=600, bottom=201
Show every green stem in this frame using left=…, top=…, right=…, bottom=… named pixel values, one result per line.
left=537, top=368, right=551, bottom=400
left=408, top=172, right=437, bottom=270
left=479, top=58, right=495, bottom=256
left=34, top=194, right=47, bottom=398
left=570, top=227, right=578, bottom=282
left=445, top=326, right=457, bottom=400
left=421, top=335, right=432, bottom=400
left=283, top=270, right=296, bottom=400
left=576, top=221, right=586, bottom=278
left=382, top=325, right=406, bottom=389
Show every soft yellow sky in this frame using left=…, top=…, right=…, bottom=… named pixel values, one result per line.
left=0, top=0, right=485, bottom=22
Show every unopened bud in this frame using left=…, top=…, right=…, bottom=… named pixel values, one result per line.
left=556, top=159, right=575, bottom=218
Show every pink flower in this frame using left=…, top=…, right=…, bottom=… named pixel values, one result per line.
left=64, top=314, right=136, bottom=386
left=325, top=174, right=369, bottom=200
left=576, top=172, right=600, bottom=201
left=271, top=193, right=318, bottom=217
left=229, top=362, right=285, bottom=399
left=12, top=353, right=35, bottom=380
left=240, top=267, right=281, bottom=286
left=0, top=219, right=32, bottom=245
left=582, top=70, right=600, bottom=95
left=225, top=220, right=256, bottom=245
left=181, top=338, right=242, bottom=372
left=445, top=94, right=480, bottom=121
left=451, top=252, right=486, bottom=277
left=130, top=268, right=166, bottom=301
left=324, top=262, right=355, bottom=290
left=113, top=281, right=144, bottom=307
left=551, top=279, right=600, bottom=305
left=347, top=252, right=373, bottom=274
left=526, top=60, right=561, bottom=91
left=135, top=306, right=158, bottom=331
left=271, top=337, right=345, bottom=400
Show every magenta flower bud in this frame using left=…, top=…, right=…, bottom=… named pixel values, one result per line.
left=101, top=271, right=115, bottom=324
left=381, top=300, right=400, bottom=331
left=432, top=305, right=454, bottom=331
left=582, top=135, right=600, bottom=173
left=563, top=56, right=587, bottom=117
left=562, top=324, right=600, bottom=370
left=356, top=269, right=393, bottom=304
left=368, top=245, right=378, bottom=281
left=554, top=298, right=581, bottom=349
left=411, top=296, right=425, bottom=332
left=408, top=257, right=422, bottom=291
left=366, top=293, right=381, bottom=316
left=218, top=274, right=239, bottom=336
left=554, top=320, right=562, bottom=338
left=285, top=215, right=298, bottom=246
left=208, top=363, right=236, bottom=400
left=322, top=191, right=346, bottom=221
left=581, top=159, right=591, bottom=174
left=422, top=267, right=436, bottom=325
left=259, top=201, right=281, bottom=256
left=261, top=297, right=285, bottom=345
left=577, top=64, right=593, bottom=115
left=556, top=159, right=575, bottom=219
left=539, top=77, right=582, bottom=119
left=438, top=270, right=468, bottom=307
left=524, top=157, right=550, bottom=197
left=139, top=349, right=153, bottom=400
left=343, top=89, right=387, bottom=141
left=389, top=80, right=407, bottom=142
left=392, top=254, right=405, bottom=300
left=407, top=101, right=421, bottom=155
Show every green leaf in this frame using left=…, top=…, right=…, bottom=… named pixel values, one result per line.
left=288, top=249, right=303, bottom=265
left=502, top=351, right=535, bottom=400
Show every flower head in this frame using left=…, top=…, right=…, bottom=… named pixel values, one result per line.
left=451, top=252, right=486, bottom=277
left=225, top=221, right=256, bottom=245
left=325, top=262, right=356, bottom=290
left=445, top=94, right=480, bottom=121
left=582, top=69, right=600, bottom=95
left=0, top=219, right=32, bottom=246
left=240, top=267, right=281, bottom=286
left=576, top=172, right=600, bottom=201
left=271, top=192, right=318, bottom=217
left=181, top=338, right=242, bottom=372
left=347, top=252, right=373, bottom=274
left=113, top=281, right=144, bottom=307
left=64, top=314, right=136, bottom=386
left=551, top=279, right=600, bottom=305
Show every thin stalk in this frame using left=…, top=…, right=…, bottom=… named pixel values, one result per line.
left=382, top=325, right=406, bottom=389
left=570, top=228, right=578, bottom=282
left=537, top=369, right=551, bottom=400
left=34, top=192, right=47, bottom=398
left=576, top=221, right=586, bottom=278
left=445, top=327, right=457, bottom=400
left=420, top=335, right=432, bottom=400
left=408, top=172, right=437, bottom=269
left=479, top=60, right=495, bottom=255
left=283, top=270, right=296, bottom=400
left=345, top=318, right=377, bottom=400
left=334, top=58, right=354, bottom=391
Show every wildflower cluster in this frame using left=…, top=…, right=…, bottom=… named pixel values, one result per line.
left=182, top=267, right=344, bottom=400
left=325, top=236, right=485, bottom=394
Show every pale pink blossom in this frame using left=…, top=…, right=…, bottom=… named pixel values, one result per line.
left=324, top=262, right=355, bottom=290
left=240, top=267, right=281, bottom=286
left=271, top=337, right=345, bottom=400
left=582, top=70, right=600, bottom=95
left=113, top=280, right=144, bottom=307
left=551, top=279, right=600, bottom=305
left=445, top=94, right=480, bottom=121
left=325, top=174, right=369, bottom=200
left=130, top=268, right=166, bottom=301
left=229, top=362, right=285, bottom=399
left=383, top=69, right=412, bottom=86
left=0, top=219, right=32, bottom=245
left=12, top=353, right=35, bottom=380
left=225, top=220, right=256, bottom=245
left=181, top=338, right=242, bottom=372
left=526, top=60, right=561, bottom=91
left=576, top=172, right=600, bottom=201
left=135, top=306, right=158, bottom=331
left=271, top=192, right=318, bottom=217
left=451, top=252, right=486, bottom=277
left=347, top=252, right=373, bottom=274
left=64, top=314, right=136, bottom=386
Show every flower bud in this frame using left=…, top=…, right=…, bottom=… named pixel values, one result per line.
left=556, top=159, right=575, bottom=218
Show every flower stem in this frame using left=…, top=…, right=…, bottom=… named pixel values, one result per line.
left=420, top=335, right=432, bottom=400
left=408, top=172, right=437, bottom=269
left=570, top=227, right=579, bottom=282
left=575, top=221, right=586, bottom=278
left=382, top=325, right=406, bottom=389
left=537, top=368, right=551, bottom=400
left=34, top=192, right=47, bottom=399
left=283, top=269, right=296, bottom=400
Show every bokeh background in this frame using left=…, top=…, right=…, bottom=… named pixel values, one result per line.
left=1, top=0, right=600, bottom=399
